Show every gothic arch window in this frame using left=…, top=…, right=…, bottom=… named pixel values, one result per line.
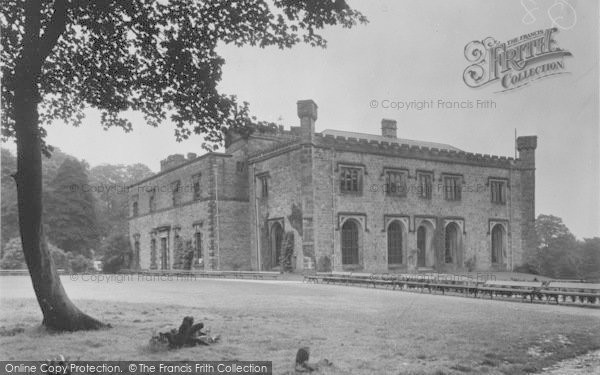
left=445, top=222, right=460, bottom=264
left=417, top=226, right=426, bottom=267
left=270, top=222, right=284, bottom=269
left=341, top=219, right=360, bottom=265
left=133, top=235, right=140, bottom=269
left=387, top=221, right=404, bottom=264
left=491, top=224, right=505, bottom=264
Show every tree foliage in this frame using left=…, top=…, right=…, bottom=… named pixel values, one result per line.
left=532, top=214, right=599, bottom=280
left=2, top=146, right=85, bottom=245
left=45, top=157, right=99, bottom=256
left=89, top=163, right=153, bottom=240
left=100, top=233, right=132, bottom=273
left=0, top=0, right=366, bottom=331
left=1, top=149, right=18, bottom=246
left=1, top=0, right=367, bottom=149
left=1, top=237, right=70, bottom=270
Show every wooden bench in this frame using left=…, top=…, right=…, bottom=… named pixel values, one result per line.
left=346, top=272, right=375, bottom=287
left=225, top=270, right=280, bottom=279
left=477, top=280, right=543, bottom=302
left=428, top=279, right=480, bottom=296
left=541, top=282, right=600, bottom=304
left=322, top=271, right=352, bottom=285
left=194, top=270, right=225, bottom=278
left=303, top=271, right=320, bottom=283
left=370, top=274, right=398, bottom=288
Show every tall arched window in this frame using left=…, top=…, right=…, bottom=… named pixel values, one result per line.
left=133, top=239, right=140, bottom=269
left=445, top=223, right=459, bottom=264
left=417, top=225, right=427, bottom=267
left=387, top=221, right=403, bottom=264
left=491, top=224, right=505, bottom=264
left=341, top=220, right=359, bottom=265
left=270, top=222, right=284, bottom=269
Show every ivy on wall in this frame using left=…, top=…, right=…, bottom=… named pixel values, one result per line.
left=287, top=203, right=303, bottom=236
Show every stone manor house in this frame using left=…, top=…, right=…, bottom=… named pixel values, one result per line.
left=128, top=99, right=537, bottom=273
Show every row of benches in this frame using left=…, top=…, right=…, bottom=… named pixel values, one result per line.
left=303, top=271, right=600, bottom=305
left=122, top=269, right=281, bottom=280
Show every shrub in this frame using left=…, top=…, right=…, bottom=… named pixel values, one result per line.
left=465, top=256, right=477, bottom=272
left=0, top=238, right=26, bottom=269
left=182, top=240, right=194, bottom=270
left=49, top=244, right=69, bottom=271
left=514, top=263, right=539, bottom=275
left=69, top=254, right=92, bottom=273
left=100, top=233, right=131, bottom=273
left=1, top=237, right=69, bottom=271
left=317, top=256, right=331, bottom=272
left=280, top=231, right=295, bottom=272
left=102, top=255, right=124, bottom=274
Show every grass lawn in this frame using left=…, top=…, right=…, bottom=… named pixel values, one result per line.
left=0, top=275, right=599, bottom=374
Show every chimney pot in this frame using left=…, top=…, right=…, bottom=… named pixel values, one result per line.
left=297, top=99, right=318, bottom=143
left=297, top=99, right=318, bottom=121
left=381, top=119, right=397, bottom=138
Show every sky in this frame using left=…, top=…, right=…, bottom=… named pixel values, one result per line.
left=2, top=0, right=599, bottom=238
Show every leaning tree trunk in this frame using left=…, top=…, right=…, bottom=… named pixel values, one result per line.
left=11, top=1, right=105, bottom=332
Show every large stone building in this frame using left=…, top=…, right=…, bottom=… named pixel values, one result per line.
left=128, top=99, right=537, bottom=273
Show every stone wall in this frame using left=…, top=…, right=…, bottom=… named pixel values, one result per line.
left=128, top=152, right=252, bottom=271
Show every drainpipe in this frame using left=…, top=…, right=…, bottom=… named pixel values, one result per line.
left=253, top=164, right=262, bottom=271
left=215, top=159, right=221, bottom=270
left=509, top=162, right=514, bottom=272
left=331, top=149, right=336, bottom=270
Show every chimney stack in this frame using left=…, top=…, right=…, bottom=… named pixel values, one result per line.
left=297, top=99, right=318, bottom=143
left=516, top=136, right=537, bottom=168
left=381, top=119, right=397, bottom=138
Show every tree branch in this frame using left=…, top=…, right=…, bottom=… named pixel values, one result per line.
left=39, top=0, right=68, bottom=63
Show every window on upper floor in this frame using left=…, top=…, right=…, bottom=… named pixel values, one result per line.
left=385, top=170, right=408, bottom=197
left=417, top=171, right=433, bottom=200
left=443, top=175, right=462, bottom=201
left=260, top=175, right=269, bottom=198
left=132, top=195, right=139, bottom=217
left=192, top=174, right=201, bottom=201
left=149, top=188, right=156, bottom=212
left=172, top=180, right=181, bottom=206
left=340, top=166, right=362, bottom=194
left=195, top=231, right=203, bottom=260
left=490, top=179, right=507, bottom=204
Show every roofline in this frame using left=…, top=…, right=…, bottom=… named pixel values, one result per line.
left=247, top=135, right=519, bottom=169
left=320, top=129, right=462, bottom=152
left=127, top=152, right=232, bottom=188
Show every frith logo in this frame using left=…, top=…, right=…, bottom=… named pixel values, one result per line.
left=463, top=28, right=572, bottom=92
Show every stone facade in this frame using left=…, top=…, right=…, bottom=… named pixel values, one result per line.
left=128, top=99, right=537, bottom=273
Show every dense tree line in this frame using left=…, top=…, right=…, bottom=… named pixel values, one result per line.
left=522, top=214, right=600, bottom=281
left=1, top=147, right=152, bottom=267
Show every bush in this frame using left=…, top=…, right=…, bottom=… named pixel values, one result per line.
left=280, top=231, right=295, bottom=272
left=100, top=233, right=131, bottom=273
left=69, top=254, right=92, bottom=273
left=49, top=244, right=70, bottom=271
left=182, top=240, right=194, bottom=270
left=317, top=256, right=331, bottom=272
left=514, top=263, right=539, bottom=275
left=1, top=237, right=70, bottom=271
left=0, top=238, right=26, bottom=269
left=102, top=255, right=124, bottom=274
left=465, top=256, right=477, bottom=272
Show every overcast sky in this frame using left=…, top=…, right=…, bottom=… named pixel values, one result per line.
left=3, top=0, right=598, bottom=238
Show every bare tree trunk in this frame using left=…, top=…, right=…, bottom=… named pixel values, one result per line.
left=11, top=0, right=105, bottom=332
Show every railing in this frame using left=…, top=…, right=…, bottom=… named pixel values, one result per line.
left=303, top=271, right=600, bottom=306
